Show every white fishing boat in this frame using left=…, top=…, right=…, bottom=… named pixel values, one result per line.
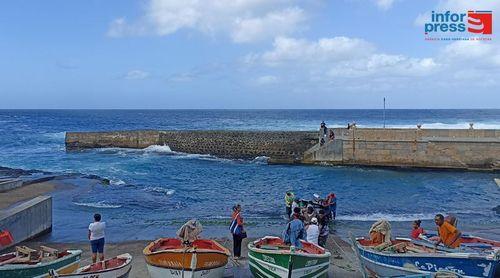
left=48, top=253, right=132, bottom=278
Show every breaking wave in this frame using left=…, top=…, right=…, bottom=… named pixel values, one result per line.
left=143, top=186, right=175, bottom=195
left=110, top=179, right=125, bottom=186
left=337, top=212, right=437, bottom=222
left=73, top=201, right=122, bottom=209
left=142, top=145, right=174, bottom=153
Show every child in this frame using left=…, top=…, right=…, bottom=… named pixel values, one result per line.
left=410, top=220, right=424, bottom=239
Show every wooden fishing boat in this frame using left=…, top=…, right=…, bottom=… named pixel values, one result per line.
left=143, top=238, right=230, bottom=278
left=422, top=234, right=500, bottom=251
left=48, top=253, right=132, bottom=278
left=0, top=246, right=81, bottom=278
left=248, top=236, right=331, bottom=278
left=352, top=236, right=500, bottom=278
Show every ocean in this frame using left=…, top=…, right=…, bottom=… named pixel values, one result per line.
left=0, top=109, right=499, bottom=242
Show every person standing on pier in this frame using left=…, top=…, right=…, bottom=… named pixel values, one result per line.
left=319, top=121, right=328, bottom=145
left=88, top=213, right=106, bottom=263
left=230, top=204, right=246, bottom=260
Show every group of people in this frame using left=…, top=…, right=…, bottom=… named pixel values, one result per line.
left=370, top=214, right=462, bottom=249
left=319, top=121, right=335, bottom=145
left=283, top=191, right=337, bottom=248
left=409, top=214, right=462, bottom=248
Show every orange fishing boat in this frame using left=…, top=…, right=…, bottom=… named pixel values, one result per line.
left=143, top=238, right=230, bottom=278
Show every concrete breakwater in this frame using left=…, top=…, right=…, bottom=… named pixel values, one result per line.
left=65, top=128, right=500, bottom=170
left=66, top=130, right=319, bottom=163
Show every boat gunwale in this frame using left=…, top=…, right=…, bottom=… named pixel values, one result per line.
left=354, top=237, right=498, bottom=260
left=0, top=250, right=82, bottom=271
left=68, top=253, right=132, bottom=276
left=143, top=239, right=231, bottom=257
left=248, top=236, right=332, bottom=259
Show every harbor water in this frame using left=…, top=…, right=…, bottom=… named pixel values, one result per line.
left=0, top=109, right=499, bottom=242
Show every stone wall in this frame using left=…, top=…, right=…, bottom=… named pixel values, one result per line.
left=66, top=130, right=160, bottom=149
left=66, top=130, right=318, bottom=163
left=0, top=196, right=52, bottom=251
left=304, top=128, right=500, bottom=170
left=66, top=128, right=500, bottom=169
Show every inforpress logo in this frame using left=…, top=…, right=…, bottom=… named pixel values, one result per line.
left=467, top=11, right=493, bottom=34
left=424, top=10, right=493, bottom=41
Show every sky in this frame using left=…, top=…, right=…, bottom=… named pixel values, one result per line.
left=0, top=0, right=499, bottom=109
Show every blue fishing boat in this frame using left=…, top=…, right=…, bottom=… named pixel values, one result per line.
left=351, top=237, right=500, bottom=278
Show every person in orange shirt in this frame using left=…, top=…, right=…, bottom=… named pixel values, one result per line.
left=434, top=214, right=461, bottom=248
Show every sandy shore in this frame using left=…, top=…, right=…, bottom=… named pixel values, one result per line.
left=18, top=235, right=362, bottom=277
left=1, top=177, right=362, bottom=277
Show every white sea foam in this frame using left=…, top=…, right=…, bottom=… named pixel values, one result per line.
left=143, top=145, right=174, bottom=153
left=73, top=201, right=122, bottom=209
left=252, top=156, right=269, bottom=164
left=337, top=212, right=437, bottom=222
left=144, top=186, right=175, bottom=195
left=44, top=131, right=66, bottom=139
left=110, top=179, right=125, bottom=186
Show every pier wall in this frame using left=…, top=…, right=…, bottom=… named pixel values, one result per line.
left=65, top=128, right=500, bottom=170
left=66, top=130, right=319, bottom=163
left=0, top=196, right=52, bottom=251
left=0, top=179, right=23, bottom=193
left=304, top=128, right=500, bottom=170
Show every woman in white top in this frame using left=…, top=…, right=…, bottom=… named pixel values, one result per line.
left=88, top=213, right=106, bottom=263
left=306, top=217, right=320, bottom=245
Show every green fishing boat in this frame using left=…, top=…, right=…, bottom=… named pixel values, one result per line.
left=0, top=246, right=81, bottom=278
left=248, top=236, right=331, bottom=278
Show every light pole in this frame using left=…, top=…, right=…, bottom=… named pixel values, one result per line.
left=383, top=97, right=386, bottom=129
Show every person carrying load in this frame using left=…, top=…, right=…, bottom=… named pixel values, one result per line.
left=177, top=219, right=203, bottom=245
left=369, top=219, right=392, bottom=246
left=285, top=191, right=295, bottom=219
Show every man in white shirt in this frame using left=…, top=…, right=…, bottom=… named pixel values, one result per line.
left=88, top=213, right=106, bottom=263
left=306, top=217, right=320, bottom=245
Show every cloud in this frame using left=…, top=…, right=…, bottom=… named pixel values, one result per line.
left=107, top=0, right=307, bottom=43
left=244, top=36, right=500, bottom=93
left=255, top=75, right=279, bottom=85
left=231, top=7, right=306, bottom=43
left=415, top=0, right=500, bottom=26
left=436, top=0, right=500, bottom=11
left=123, top=70, right=149, bottom=80
left=247, top=36, right=426, bottom=77
left=373, top=0, right=396, bottom=10
left=249, top=36, right=375, bottom=66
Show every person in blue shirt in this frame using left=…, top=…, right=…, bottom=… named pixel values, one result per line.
left=284, top=207, right=307, bottom=248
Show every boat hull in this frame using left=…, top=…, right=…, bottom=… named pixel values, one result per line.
left=248, top=238, right=331, bottom=278
left=354, top=240, right=499, bottom=278
left=0, top=250, right=81, bottom=278
left=54, top=254, right=132, bottom=278
left=146, top=264, right=225, bottom=278
left=143, top=239, right=230, bottom=278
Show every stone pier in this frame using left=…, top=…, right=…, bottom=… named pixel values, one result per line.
left=65, top=128, right=500, bottom=170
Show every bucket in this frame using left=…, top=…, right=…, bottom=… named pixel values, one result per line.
left=0, top=230, right=14, bottom=246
